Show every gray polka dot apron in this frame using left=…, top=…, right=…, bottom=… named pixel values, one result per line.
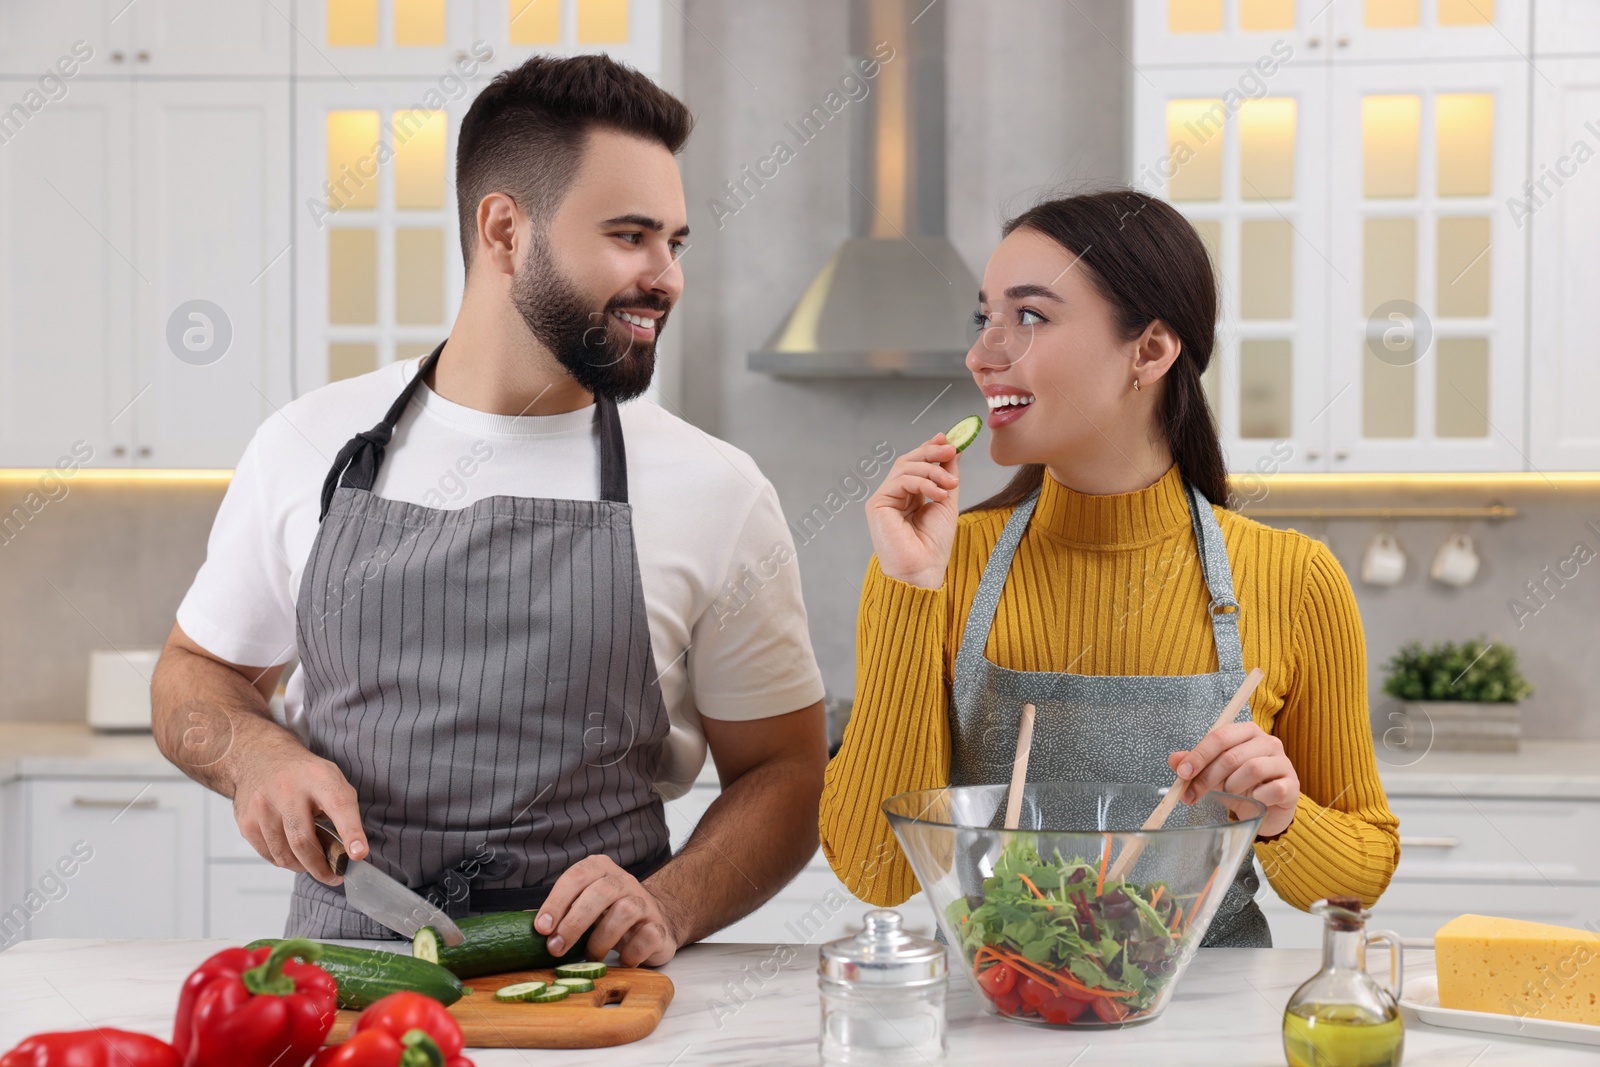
left=949, top=478, right=1270, bottom=948
left=286, top=342, right=672, bottom=939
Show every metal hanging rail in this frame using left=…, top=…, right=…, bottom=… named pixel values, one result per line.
left=1240, top=504, right=1517, bottom=521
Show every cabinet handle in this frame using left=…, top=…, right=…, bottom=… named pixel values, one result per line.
left=1307, top=35, right=1322, bottom=48
left=1306, top=448, right=1321, bottom=460
left=1399, top=835, right=1460, bottom=848
left=1336, top=36, right=1350, bottom=48
left=72, top=796, right=158, bottom=810
left=111, top=51, right=126, bottom=62
left=138, top=446, right=152, bottom=458
left=112, top=445, right=127, bottom=457
left=1334, top=448, right=1349, bottom=460
left=137, top=50, right=150, bottom=62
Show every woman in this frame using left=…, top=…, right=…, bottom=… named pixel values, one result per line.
left=820, top=190, right=1399, bottom=947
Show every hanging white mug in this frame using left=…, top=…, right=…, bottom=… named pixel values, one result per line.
left=1361, top=532, right=1407, bottom=586
left=1431, top=532, right=1480, bottom=587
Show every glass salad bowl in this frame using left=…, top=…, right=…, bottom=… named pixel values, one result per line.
left=883, top=782, right=1264, bottom=1029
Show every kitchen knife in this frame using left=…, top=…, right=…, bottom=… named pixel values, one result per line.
left=314, top=821, right=465, bottom=946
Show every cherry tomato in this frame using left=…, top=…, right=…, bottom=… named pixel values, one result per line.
left=991, top=990, right=1024, bottom=1017
left=1091, top=996, right=1131, bottom=1023
left=1018, top=977, right=1052, bottom=1008
left=976, top=963, right=1017, bottom=998
left=1038, top=991, right=1091, bottom=1024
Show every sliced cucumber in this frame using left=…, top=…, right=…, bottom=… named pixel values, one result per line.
left=415, top=912, right=591, bottom=980
left=945, top=415, right=982, bottom=453
left=525, top=987, right=570, bottom=1004
left=554, top=977, right=595, bottom=992
left=493, top=981, right=548, bottom=1002
left=554, top=961, right=608, bottom=981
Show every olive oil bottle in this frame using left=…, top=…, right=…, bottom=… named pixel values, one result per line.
left=1283, top=896, right=1405, bottom=1067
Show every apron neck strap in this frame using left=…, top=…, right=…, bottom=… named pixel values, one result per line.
left=952, top=473, right=1245, bottom=684
left=318, top=341, right=630, bottom=521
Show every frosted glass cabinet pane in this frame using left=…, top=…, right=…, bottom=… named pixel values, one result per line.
left=328, top=111, right=380, bottom=211
left=1191, top=218, right=1221, bottom=274
left=1239, top=340, right=1293, bottom=438
left=330, top=343, right=377, bottom=382
left=1364, top=217, right=1416, bottom=313
left=578, top=0, right=630, bottom=42
left=1364, top=352, right=1416, bottom=438
left=1240, top=0, right=1295, bottom=31
left=395, top=0, right=446, bottom=45
left=394, top=110, right=446, bottom=209
left=1239, top=99, right=1296, bottom=200
left=395, top=228, right=445, bottom=325
left=1363, top=96, right=1420, bottom=198
left=1168, top=100, right=1225, bottom=201
left=1436, top=94, right=1494, bottom=197
left=511, top=0, right=562, bottom=44
left=1169, top=0, right=1223, bottom=33
left=1241, top=220, right=1293, bottom=319
left=1439, top=0, right=1494, bottom=25
left=1436, top=216, right=1491, bottom=317
left=328, top=228, right=378, bottom=324
left=1436, top=338, right=1490, bottom=437
left=1366, top=0, right=1421, bottom=28
left=328, top=0, right=378, bottom=46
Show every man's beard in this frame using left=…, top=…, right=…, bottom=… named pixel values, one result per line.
left=510, top=240, right=669, bottom=402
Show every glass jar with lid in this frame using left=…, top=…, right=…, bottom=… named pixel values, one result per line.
left=819, top=908, right=948, bottom=1066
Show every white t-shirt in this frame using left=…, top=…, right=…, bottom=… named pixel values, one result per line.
left=176, top=357, right=824, bottom=799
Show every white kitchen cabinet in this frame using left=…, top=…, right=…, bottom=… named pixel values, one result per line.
left=1529, top=57, right=1600, bottom=470
left=0, top=81, right=136, bottom=468
left=1132, top=0, right=1326, bottom=69
left=129, top=0, right=292, bottom=76
left=132, top=80, right=293, bottom=469
left=208, top=861, right=297, bottom=940
left=21, top=779, right=205, bottom=940
left=1324, top=60, right=1528, bottom=472
left=1134, top=65, right=1332, bottom=475
left=294, top=0, right=481, bottom=78
left=0, top=3, right=123, bottom=75
left=1324, top=0, right=1529, bottom=62
left=1533, top=0, right=1600, bottom=55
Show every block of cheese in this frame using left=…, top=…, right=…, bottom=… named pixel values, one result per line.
left=1435, top=914, right=1600, bottom=1026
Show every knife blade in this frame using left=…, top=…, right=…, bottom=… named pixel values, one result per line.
left=314, top=821, right=465, bottom=946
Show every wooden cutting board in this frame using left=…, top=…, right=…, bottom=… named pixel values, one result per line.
left=325, top=967, right=675, bottom=1049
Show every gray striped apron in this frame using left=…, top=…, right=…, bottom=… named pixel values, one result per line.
left=286, top=343, right=672, bottom=939
left=949, top=479, right=1270, bottom=948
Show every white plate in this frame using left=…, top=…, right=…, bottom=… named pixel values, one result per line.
left=1402, top=973, right=1600, bottom=1047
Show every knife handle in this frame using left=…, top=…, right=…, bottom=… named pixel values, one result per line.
left=313, top=821, right=350, bottom=877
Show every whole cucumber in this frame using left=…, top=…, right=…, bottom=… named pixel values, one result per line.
left=244, top=938, right=466, bottom=1009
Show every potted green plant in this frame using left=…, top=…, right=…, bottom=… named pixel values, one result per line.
left=1381, top=638, right=1534, bottom=752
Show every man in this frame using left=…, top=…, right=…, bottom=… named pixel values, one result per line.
left=151, top=54, right=827, bottom=967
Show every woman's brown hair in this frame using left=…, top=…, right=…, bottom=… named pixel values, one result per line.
left=968, top=189, right=1230, bottom=511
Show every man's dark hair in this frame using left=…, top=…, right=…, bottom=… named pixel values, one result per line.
left=455, top=54, right=693, bottom=267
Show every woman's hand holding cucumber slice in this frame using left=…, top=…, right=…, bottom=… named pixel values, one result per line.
left=868, top=419, right=979, bottom=590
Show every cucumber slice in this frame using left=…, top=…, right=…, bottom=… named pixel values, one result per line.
left=554, top=977, right=595, bottom=992
left=494, top=981, right=548, bottom=1002
left=526, top=987, right=570, bottom=1003
left=945, top=415, right=982, bottom=453
left=554, top=961, right=609, bottom=980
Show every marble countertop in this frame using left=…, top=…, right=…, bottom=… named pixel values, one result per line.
left=0, top=724, right=184, bottom=784
left=1, top=939, right=1594, bottom=1065
left=1377, top=739, right=1600, bottom=799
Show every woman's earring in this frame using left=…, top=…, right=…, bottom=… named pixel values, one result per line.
left=1132, top=378, right=1141, bottom=392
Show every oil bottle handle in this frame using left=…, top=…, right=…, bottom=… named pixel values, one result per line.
left=1366, top=928, right=1404, bottom=1001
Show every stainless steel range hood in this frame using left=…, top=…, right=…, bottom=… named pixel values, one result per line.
left=748, top=0, right=979, bottom=379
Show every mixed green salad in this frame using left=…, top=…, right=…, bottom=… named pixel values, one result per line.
left=945, top=835, right=1206, bottom=1025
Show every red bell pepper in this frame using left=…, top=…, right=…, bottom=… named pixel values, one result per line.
left=171, top=938, right=338, bottom=1067
left=311, top=992, right=472, bottom=1067
left=1, top=1028, right=180, bottom=1067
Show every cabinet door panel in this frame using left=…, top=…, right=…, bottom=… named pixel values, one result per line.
left=131, top=0, right=291, bottom=75
left=207, top=861, right=296, bottom=940
left=293, top=0, right=479, bottom=77
left=1135, top=65, right=1332, bottom=474
left=133, top=81, right=292, bottom=468
left=0, top=82, right=135, bottom=467
left=1534, top=0, right=1600, bottom=55
left=1529, top=58, right=1600, bottom=470
left=23, top=779, right=204, bottom=940
left=0, top=3, right=124, bottom=75
left=1387, top=795, right=1600, bottom=883
left=1131, top=0, right=1329, bottom=68
left=1327, top=0, right=1530, bottom=61
left=1326, top=61, right=1527, bottom=471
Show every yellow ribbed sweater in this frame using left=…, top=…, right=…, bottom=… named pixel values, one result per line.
left=820, top=463, right=1400, bottom=913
